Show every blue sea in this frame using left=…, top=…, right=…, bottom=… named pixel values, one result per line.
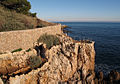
left=58, top=22, right=120, bottom=74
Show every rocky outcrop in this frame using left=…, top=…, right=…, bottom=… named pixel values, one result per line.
left=68, top=40, right=95, bottom=84
left=0, top=34, right=95, bottom=84
left=0, top=49, right=37, bottom=75
left=61, top=25, right=69, bottom=29
left=94, top=70, right=120, bottom=84
left=0, top=78, right=4, bottom=84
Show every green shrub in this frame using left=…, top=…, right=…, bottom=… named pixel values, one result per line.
left=27, top=56, right=42, bottom=69
left=37, top=34, right=60, bottom=49
left=11, top=48, right=22, bottom=53
left=28, top=12, right=37, bottom=17
left=26, top=48, right=31, bottom=52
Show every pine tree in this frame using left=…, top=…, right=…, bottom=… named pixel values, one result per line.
left=0, top=0, right=31, bottom=14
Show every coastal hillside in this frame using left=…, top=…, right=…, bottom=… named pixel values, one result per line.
left=0, top=6, right=56, bottom=32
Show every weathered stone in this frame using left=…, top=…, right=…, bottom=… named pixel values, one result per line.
left=9, top=68, right=41, bottom=84
left=77, top=80, right=82, bottom=84
left=98, top=71, right=104, bottom=81
left=1, top=34, right=96, bottom=84
left=0, top=78, right=3, bottom=84
left=94, top=78, right=98, bottom=84
left=0, top=49, right=37, bottom=75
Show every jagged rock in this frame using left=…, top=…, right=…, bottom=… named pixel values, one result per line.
left=68, top=41, right=95, bottom=84
left=98, top=71, right=104, bottom=81
left=38, top=35, right=95, bottom=83
left=94, top=70, right=120, bottom=84
left=94, top=78, right=98, bottom=84
left=107, top=70, right=120, bottom=84
left=1, top=34, right=96, bottom=84
left=0, top=78, right=3, bottom=84
left=38, top=43, right=78, bottom=83
left=0, top=49, right=37, bottom=75
left=9, top=68, right=40, bottom=84
left=109, top=70, right=120, bottom=81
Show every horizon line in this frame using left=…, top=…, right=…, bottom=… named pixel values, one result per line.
left=38, top=17, right=120, bottom=23
left=51, top=21, right=120, bottom=22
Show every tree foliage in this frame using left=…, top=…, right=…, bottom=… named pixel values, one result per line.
left=0, top=0, right=31, bottom=14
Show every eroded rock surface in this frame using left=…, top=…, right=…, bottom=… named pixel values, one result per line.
left=0, top=78, right=3, bottom=84
left=0, top=34, right=95, bottom=84
left=0, top=49, right=37, bottom=75
left=94, top=70, right=120, bottom=84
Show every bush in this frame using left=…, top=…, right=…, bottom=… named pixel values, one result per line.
left=26, top=48, right=31, bottom=52
left=27, top=56, right=42, bottom=69
left=11, top=48, right=22, bottom=53
left=37, top=34, right=60, bottom=49
left=29, top=12, right=37, bottom=17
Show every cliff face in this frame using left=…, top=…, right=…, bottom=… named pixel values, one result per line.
left=0, top=34, right=95, bottom=84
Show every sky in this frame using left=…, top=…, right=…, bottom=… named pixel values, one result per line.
left=28, top=0, right=120, bottom=22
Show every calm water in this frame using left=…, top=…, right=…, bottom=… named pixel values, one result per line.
left=58, top=22, right=120, bottom=74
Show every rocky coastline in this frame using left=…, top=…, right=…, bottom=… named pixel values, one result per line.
left=0, top=33, right=120, bottom=84
left=0, top=34, right=95, bottom=84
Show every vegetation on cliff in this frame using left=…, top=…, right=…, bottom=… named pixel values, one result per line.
left=27, top=56, right=42, bottom=69
left=0, top=6, right=35, bottom=32
left=0, top=0, right=34, bottom=16
left=0, top=0, right=56, bottom=32
left=37, top=34, right=60, bottom=49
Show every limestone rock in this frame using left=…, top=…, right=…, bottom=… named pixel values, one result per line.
left=1, top=34, right=96, bottom=84
left=0, top=49, right=37, bottom=75
left=0, top=78, right=3, bottom=84
left=38, top=35, right=95, bottom=83
left=9, top=68, right=40, bottom=84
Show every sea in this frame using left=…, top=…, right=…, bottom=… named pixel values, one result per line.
left=58, top=22, right=120, bottom=74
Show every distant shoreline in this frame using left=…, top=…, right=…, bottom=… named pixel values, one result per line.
left=53, top=21, right=120, bottom=23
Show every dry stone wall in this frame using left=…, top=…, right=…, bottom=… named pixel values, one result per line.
left=0, top=24, right=62, bottom=52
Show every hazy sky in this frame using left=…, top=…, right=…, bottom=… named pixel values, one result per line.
left=28, top=0, right=120, bottom=22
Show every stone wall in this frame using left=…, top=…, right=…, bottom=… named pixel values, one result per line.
left=0, top=24, right=62, bottom=52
